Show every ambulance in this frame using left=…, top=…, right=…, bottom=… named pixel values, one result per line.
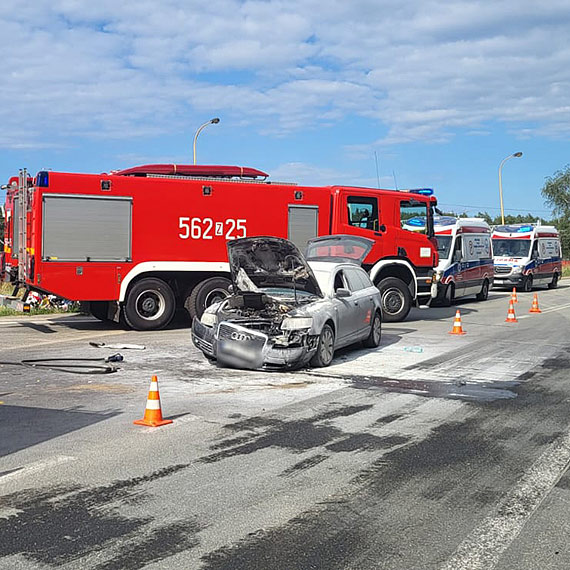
left=492, top=224, right=562, bottom=291
left=433, top=217, right=494, bottom=305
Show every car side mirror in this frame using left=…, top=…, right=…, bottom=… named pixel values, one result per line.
left=335, top=287, right=351, bottom=298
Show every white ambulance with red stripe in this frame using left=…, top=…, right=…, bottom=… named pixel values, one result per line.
left=492, top=224, right=562, bottom=291
left=432, top=217, right=494, bottom=305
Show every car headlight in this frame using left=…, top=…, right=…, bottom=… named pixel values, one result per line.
left=281, top=317, right=313, bottom=330
left=511, top=265, right=522, bottom=274
left=200, top=312, right=217, bottom=327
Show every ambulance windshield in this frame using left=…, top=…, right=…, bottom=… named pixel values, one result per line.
left=436, top=236, right=452, bottom=259
left=492, top=239, right=531, bottom=258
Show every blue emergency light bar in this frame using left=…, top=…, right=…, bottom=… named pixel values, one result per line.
left=400, top=188, right=434, bottom=196
left=36, top=171, right=49, bottom=187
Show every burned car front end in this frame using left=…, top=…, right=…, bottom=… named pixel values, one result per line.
left=191, top=237, right=327, bottom=369
left=192, top=290, right=325, bottom=369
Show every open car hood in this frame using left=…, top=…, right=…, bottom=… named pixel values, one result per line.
left=305, top=235, right=373, bottom=263
left=227, top=237, right=323, bottom=297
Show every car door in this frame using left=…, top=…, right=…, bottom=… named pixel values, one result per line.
left=451, top=236, right=465, bottom=297
left=330, top=268, right=361, bottom=345
left=344, top=266, right=376, bottom=337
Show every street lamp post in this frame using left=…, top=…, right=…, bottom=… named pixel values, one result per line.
left=193, top=117, right=220, bottom=165
left=498, top=151, right=523, bottom=225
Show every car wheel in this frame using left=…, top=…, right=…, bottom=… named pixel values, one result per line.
left=185, top=277, right=231, bottom=319
left=476, top=279, right=489, bottom=301
left=377, top=277, right=412, bottom=322
left=310, top=323, right=335, bottom=367
left=548, top=272, right=559, bottom=289
left=363, top=311, right=382, bottom=348
left=123, top=278, right=176, bottom=331
left=90, top=301, right=110, bottom=321
left=522, top=275, right=533, bottom=293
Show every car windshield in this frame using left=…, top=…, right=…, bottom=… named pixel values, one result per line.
left=260, top=287, right=318, bottom=301
left=492, top=239, right=531, bottom=258
left=436, top=235, right=452, bottom=259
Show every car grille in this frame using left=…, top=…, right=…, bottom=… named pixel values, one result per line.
left=217, top=322, right=268, bottom=348
left=494, top=266, right=511, bottom=275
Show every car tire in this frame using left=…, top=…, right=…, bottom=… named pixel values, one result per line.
left=185, top=277, right=231, bottom=320
left=90, top=301, right=110, bottom=321
left=363, top=311, right=382, bottom=348
left=310, top=323, right=335, bottom=367
left=522, top=275, right=533, bottom=293
left=476, top=279, right=489, bottom=301
left=122, top=278, right=176, bottom=331
left=442, top=283, right=455, bottom=307
left=377, top=277, right=412, bottom=322
left=548, top=272, right=559, bottom=289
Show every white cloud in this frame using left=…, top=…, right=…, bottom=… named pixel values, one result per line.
left=1, top=0, right=570, bottom=148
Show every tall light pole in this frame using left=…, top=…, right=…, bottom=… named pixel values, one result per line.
left=193, top=117, right=220, bottom=165
left=498, top=151, right=523, bottom=224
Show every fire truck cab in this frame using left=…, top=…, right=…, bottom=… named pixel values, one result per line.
left=3, top=165, right=439, bottom=329
left=492, top=224, right=562, bottom=291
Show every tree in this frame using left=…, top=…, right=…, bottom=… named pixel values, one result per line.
left=542, top=165, right=570, bottom=258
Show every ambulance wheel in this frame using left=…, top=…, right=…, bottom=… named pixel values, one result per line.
left=548, top=272, right=559, bottom=289
left=90, top=301, right=110, bottom=321
left=378, top=277, right=412, bottom=322
left=522, top=276, right=533, bottom=292
left=123, top=278, right=175, bottom=330
left=363, top=311, right=382, bottom=348
left=185, top=277, right=231, bottom=319
left=310, top=323, right=335, bottom=367
left=442, top=283, right=455, bottom=307
left=476, top=279, right=489, bottom=301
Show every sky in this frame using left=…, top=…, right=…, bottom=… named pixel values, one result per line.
left=1, top=0, right=569, bottom=218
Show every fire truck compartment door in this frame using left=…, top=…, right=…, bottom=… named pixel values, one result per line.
left=288, top=205, right=318, bottom=250
left=42, top=195, right=132, bottom=262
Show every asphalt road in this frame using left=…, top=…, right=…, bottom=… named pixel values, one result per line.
left=1, top=283, right=570, bottom=569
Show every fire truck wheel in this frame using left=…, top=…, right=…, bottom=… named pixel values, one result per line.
left=362, top=311, right=382, bottom=348
left=185, top=277, right=232, bottom=319
left=90, top=301, right=110, bottom=321
left=522, top=275, right=533, bottom=293
left=476, top=279, right=489, bottom=301
left=377, top=277, right=412, bottom=322
left=548, top=272, right=559, bottom=289
left=310, top=323, right=335, bottom=367
left=123, top=278, right=175, bottom=330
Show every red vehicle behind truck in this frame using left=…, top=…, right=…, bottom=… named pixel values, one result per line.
left=2, top=165, right=439, bottom=329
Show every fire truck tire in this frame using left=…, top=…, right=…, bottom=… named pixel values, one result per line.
left=548, top=272, right=559, bottom=289
left=122, top=278, right=175, bottom=330
left=522, top=275, right=533, bottom=292
left=377, top=277, right=412, bottom=322
left=476, top=279, right=489, bottom=301
left=185, top=277, right=232, bottom=319
left=310, top=323, right=335, bottom=367
left=90, top=301, right=110, bottom=321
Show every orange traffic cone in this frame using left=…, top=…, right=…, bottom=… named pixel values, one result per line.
left=529, top=293, right=541, bottom=314
left=449, top=309, right=466, bottom=335
left=505, top=299, right=518, bottom=323
left=511, top=287, right=518, bottom=303
left=134, top=375, right=173, bottom=427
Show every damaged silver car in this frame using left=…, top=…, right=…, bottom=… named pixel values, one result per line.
left=191, top=235, right=382, bottom=369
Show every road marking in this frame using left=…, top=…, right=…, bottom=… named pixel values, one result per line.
left=0, top=455, right=77, bottom=484
left=440, top=429, right=570, bottom=570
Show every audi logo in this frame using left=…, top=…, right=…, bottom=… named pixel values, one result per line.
left=230, top=331, right=252, bottom=342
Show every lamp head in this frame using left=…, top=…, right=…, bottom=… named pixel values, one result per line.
left=513, top=152, right=523, bottom=157
left=211, top=117, right=220, bottom=124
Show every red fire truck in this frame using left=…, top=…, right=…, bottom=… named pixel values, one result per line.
left=2, top=165, right=439, bottom=329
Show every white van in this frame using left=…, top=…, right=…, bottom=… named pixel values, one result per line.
left=433, top=217, right=494, bottom=305
left=492, top=224, right=562, bottom=291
